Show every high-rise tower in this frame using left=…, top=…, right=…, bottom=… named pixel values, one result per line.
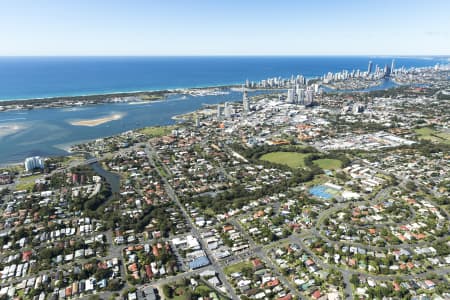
left=224, top=102, right=231, bottom=118
left=287, top=88, right=295, bottom=103
left=367, top=61, right=373, bottom=74
left=305, top=88, right=314, bottom=107
left=242, top=86, right=249, bottom=113
left=216, top=104, right=222, bottom=119
left=297, top=88, right=305, bottom=105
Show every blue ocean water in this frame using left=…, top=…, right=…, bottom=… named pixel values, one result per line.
left=0, top=56, right=447, bottom=101
left=0, top=56, right=448, bottom=164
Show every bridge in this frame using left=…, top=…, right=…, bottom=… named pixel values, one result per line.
left=85, top=158, right=98, bottom=164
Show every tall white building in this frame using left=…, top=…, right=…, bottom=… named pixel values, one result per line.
left=305, top=88, right=314, bottom=106
left=352, top=103, right=365, bottom=114
left=216, top=104, right=222, bottom=119
left=195, top=113, right=200, bottom=127
left=367, top=61, right=373, bottom=74
left=24, top=156, right=45, bottom=172
left=242, top=87, right=250, bottom=113
left=286, top=88, right=295, bottom=103
left=224, top=102, right=231, bottom=118
left=297, top=88, right=305, bottom=105
left=313, top=84, right=320, bottom=93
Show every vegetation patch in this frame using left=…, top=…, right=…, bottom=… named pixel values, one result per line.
left=15, top=174, right=44, bottom=191
left=224, top=261, right=253, bottom=276
left=313, top=158, right=343, bottom=170
left=162, top=278, right=225, bottom=300
left=138, top=125, right=174, bottom=137
left=415, top=127, right=450, bottom=144
left=184, top=144, right=342, bottom=214
left=15, top=180, right=37, bottom=192
left=260, top=151, right=310, bottom=169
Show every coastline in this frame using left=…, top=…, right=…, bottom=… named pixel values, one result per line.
left=1, top=57, right=446, bottom=166
left=0, top=85, right=250, bottom=165
left=0, top=84, right=239, bottom=112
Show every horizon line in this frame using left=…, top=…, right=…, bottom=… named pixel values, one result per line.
left=0, top=54, right=449, bottom=58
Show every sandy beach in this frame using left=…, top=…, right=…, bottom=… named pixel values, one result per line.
left=69, top=113, right=124, bottom=127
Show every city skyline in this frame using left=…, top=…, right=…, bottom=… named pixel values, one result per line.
left=1, top=0, right=449, bottom=56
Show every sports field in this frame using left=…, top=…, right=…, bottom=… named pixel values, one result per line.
left=138, top=125, right=174, bottom=137
left=260, top=151, right=310, bottom=168
left=415, top=127, right=450, bottom=144
left=313, top=158, right=342, bottom=170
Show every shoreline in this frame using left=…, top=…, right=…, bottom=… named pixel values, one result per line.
left=0, top=84, right=240, bottom=112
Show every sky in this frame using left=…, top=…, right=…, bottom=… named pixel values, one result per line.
left=0, top=0, right=449, bottom=56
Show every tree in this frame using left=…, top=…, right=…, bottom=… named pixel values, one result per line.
left=350, top=274, right=360, bottom=286
left=162, top=284, right=172, bottom=298
left=95, top=268, right=112, bottom=281
left=107, top=279, right=123, bottom=291
left=405, top=181, right=417, bottom=191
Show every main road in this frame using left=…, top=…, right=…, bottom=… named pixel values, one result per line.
left=144, top=146, right=238, bottom=299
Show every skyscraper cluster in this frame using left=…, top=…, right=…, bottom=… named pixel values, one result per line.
left=245, top=74, right=306, bottom=89
left=323, top=59, right=397, bottom=83
left=217, top=102, right=233, bottom=120
left=216, top=88, right=253, bottom=120
left=286, top=85, right=315, bottom=106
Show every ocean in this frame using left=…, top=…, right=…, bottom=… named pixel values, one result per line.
left=0, top=56, right=447, bottom=164
left=0, top=56, right=447, bottom=101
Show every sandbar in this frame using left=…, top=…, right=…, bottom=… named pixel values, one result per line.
left=0, top=124, right=26, bottom=138
left=69, top=113, right=124, bottom=127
